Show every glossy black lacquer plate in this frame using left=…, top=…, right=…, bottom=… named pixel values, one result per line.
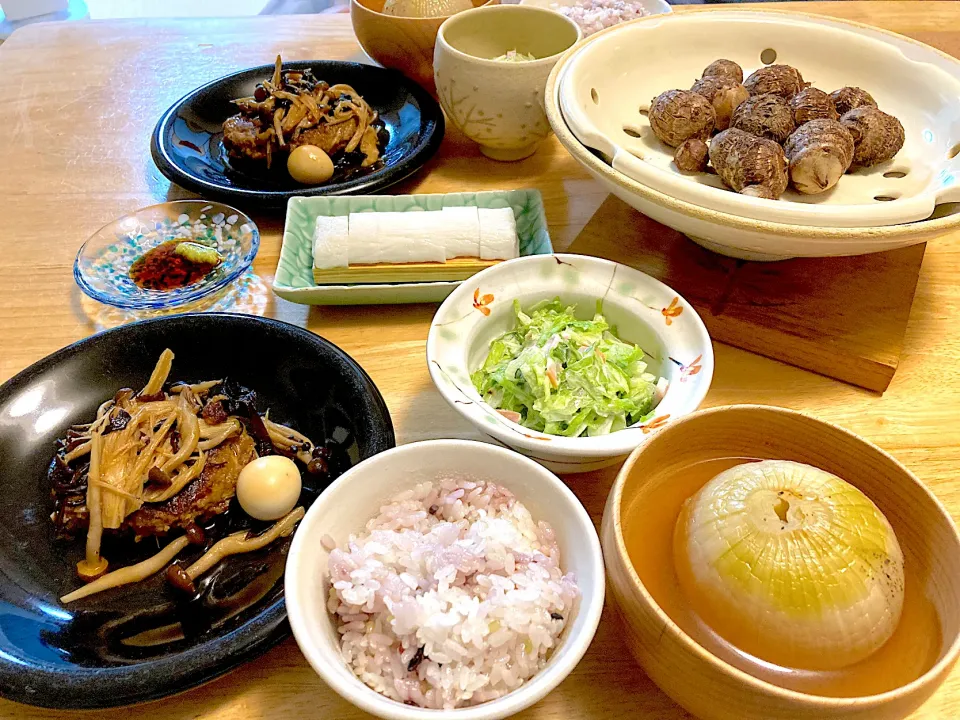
left=151, top=61, right=445, bottom=207
left=0, top=314, right=395, bottom=709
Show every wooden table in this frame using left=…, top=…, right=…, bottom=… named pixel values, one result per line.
left=1, top=2, right=959, bottom=718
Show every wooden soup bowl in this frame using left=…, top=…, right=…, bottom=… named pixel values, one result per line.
left=601, top=404, right=960, bottom=720
left=351, top=0, right=498, bottom=96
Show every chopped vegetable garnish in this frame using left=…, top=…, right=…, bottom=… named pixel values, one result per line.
left=471, top=299, right=662, bottom=437
left=494, top=49, right=537, bottom=62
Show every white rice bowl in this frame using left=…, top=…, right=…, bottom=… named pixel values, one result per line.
left=285, top=439, right=604, bottom=720
left=326, top=478, right=580, bottom=710
left=556, top=0, right=650, bottom=37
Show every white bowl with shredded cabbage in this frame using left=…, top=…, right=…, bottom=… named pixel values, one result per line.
left=519, top=0, right=671, bottom=37
left=285, top=439, right=604, bottom=719
left=426, top=253, right=713, bottom=473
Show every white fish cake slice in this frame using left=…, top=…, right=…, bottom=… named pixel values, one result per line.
left=348, top=211, right=447, bottom=265
left=312, top=215, right=349, bottom=269
left=478, top=207, right=519, bottom=260
left=441, top=206, right=481, bottom=259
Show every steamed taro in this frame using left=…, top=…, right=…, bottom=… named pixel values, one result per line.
left=649, top=89, right=716, bottom=147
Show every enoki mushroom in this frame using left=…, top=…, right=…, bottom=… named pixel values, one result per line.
left=62, top=536, right=190, bottom=603
left=166, top=507, right=306, bottom=594
left=60, top=507, right=305, bottom=603
left=55, top=350, right=315, bottom=599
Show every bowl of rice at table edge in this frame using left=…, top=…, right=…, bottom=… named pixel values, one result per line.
left=285, top=439, right=605, bottom=720
left=519, top=0, right=671, bottom=37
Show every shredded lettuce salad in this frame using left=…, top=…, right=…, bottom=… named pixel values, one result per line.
left=471, top=298, right=662, bottom=437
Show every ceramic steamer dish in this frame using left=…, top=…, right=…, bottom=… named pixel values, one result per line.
left=426, top=254, right=713, bottom=473
left=544, top=9, right=960, bottom=260
left=285, top=439, right=605, bottom=720
left=601, top=405, right=960, bottom=720
left=559, top=11, right=960, bottom=228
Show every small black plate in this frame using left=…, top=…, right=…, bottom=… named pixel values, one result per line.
left=0, top=314, right=395, bottom=709
left=151, top=61, right=445, bottom=208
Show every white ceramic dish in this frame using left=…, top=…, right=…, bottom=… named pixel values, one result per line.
left=544, top=11, right=960, bottom=261
left=426, top=253, right=713, bottom=473
left=285, top=439, right=605, bottom=720
left=559, top=10, right=960, bottom=228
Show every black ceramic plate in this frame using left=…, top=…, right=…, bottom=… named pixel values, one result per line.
left=0, top=314, right=395, bottom=709
left=151, top=61, right=445, bottom=208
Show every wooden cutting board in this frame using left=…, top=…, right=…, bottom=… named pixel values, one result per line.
left=568, top=195, right=926, bottom=392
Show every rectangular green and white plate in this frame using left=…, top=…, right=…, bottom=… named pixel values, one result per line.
left=273, top=190, right=554, bottom=305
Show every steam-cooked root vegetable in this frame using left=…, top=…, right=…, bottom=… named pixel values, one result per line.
left=649, top=90, right=716, bottom=147
left=702, top=59, right=744, bottom=84
left=710, top=128, right=789, bottom=199
left=790, top=87, right=839, bottom=125
left=731, top=93, right=796, bottom=144
left=691, top=76, right=750, bottom=131
left=674, top=138, right=709, bottom=172
left=840, top=106, right=905, bottom=167
left=830, top=87, right=877, bottom=116
left=784, top=119, right=855, bottom=194
left=743, top=64, right=807, bottom=99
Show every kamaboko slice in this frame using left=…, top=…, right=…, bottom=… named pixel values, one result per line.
left=674, top=460, right=905, bottom=671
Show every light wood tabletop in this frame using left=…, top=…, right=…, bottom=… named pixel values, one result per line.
left=1, top=2, right=959, bottom=718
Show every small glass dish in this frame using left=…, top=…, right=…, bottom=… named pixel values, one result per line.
left=74, top=200, right=260, bottom=310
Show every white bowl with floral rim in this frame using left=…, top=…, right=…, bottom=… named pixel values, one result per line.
left=426, top=253, right=713, bottom=473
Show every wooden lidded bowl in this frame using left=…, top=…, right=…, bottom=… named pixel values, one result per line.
left=351, top=0, right=498, bottom=96
left=601, top=405, right=960, bottom=720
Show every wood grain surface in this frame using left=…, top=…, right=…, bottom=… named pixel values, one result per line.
left=1, top=3, right=959, bottom=719
left=313, top=257, right=501, bottom=284
left=569, top=196, right=927, bottom=392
